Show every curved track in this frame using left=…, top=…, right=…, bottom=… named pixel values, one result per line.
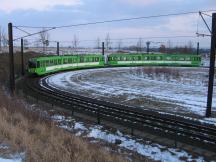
left=24, top=74, right=216, bottom=152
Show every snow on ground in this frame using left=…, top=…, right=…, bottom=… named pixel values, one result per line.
left=0, top=157, right=22, bottom=162
left=0, top=144, right=23, bottom=162
left=46, top=67, right=216, bottom=116
left=51, top=114, right=207, bottom=162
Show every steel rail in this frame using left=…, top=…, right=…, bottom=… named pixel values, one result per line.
left=24, top=76, right=216, bottom=151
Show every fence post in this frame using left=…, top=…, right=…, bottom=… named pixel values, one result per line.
left=206, top=13, right=216, bottom=117
left=8, top=22, right=15, bottom=94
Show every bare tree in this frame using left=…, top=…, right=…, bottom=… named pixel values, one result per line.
left=105, top=33, right=111, bottom=50
left=34, top=40, right=40, bottom=48
left=96, top=37, right=101, bottom=49
left=24, top=39, right=29, bottom=49
left=159, top=44, right=166, bottom=53
left=39, top=28, right=50, bottom=54
left=0, top=27, right=7, bottom=51
left=137, top=38, right=143, bottom=53
left=2, top=30, right=8, bottom=48
left=167, top=40, right=173, bottom=54
left=187, top=41, right=193, bottom=53
left=117, top=39, right=123, bottom=51
left=72, top=35, right=79, bottom=53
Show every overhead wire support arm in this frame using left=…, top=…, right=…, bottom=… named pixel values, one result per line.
left=196, top=32, right=211, bottom=37
left=13, top=27, right=56, bottom=41
left=201, top=12, right=212, bottom=17
left=14, top=26, right=31, bottom=35
left=199, top=11, right=212, bottom=34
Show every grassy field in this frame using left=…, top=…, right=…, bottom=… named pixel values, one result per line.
left=0, top=52, right=130, bottom=162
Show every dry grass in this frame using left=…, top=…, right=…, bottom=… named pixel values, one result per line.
left=0, top=89, right=128, bottom=162
left=0, top=53, right=129, bottom=162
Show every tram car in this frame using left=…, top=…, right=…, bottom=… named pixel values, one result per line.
left=28, top=53, right=202, bottom=75
left=108, top=54, right=201, bottom=67
left=28, top=54, right=105, bottom=75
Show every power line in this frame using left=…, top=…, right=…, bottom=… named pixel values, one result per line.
left=34, top=35, right=197, bottom=44
left=13, top=9, right=216, bottom=41
left=14, top=9, right=216, bottom=29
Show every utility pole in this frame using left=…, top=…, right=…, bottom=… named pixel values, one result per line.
left=8, top=22, right=15, bottom=94
left=57, top=42, right=60, bottom=56
left=0, top=26, right=2, bottom=52
left=196, top=42, right=200, bottom=55
left=21, top=38, right=24, bottom=76
left=146, top=41, right=150, bottom=54
left=206, top=13, right=216, bottom=117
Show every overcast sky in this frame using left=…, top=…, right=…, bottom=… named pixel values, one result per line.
left=0, top=0, right=215, bottom=48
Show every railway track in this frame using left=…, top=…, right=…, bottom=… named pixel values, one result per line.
left=24, top=76, right=216, bottom=151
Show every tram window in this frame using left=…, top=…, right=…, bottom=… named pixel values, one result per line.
left=28, top=61, right=36, bottom=68
left=46, top=60, right=49, bottom=66
left=123, top=57, right=127, bottom=61
left=63, top=59, right=68, bottom=64
left=58, top=59, right=61, bottom=64
left=138, top=56, right=141, bottom=60
left=80, top=57, right=84, bottom=63
left=50, top=60, right=53, bottom=65
left=54, top=60, right=57, bottom=65
left=166, top=57, right=171, bottom=60
left=156, top=56, right=161, bottom=60
left=37, top=61, right=40, bottom=68
left=179, top=57, right=185, bottom=61
left=185, top=57, right=190, bottom=61
left=95, top=57, right=99, bottom=62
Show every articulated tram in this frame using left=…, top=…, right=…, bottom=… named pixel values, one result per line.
left=28, top=53, right=202, bottom=75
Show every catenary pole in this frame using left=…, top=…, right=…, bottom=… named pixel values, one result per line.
left=206, top=13, right=216, bottom=117
left=57, top=42, right=60, bottom=56
left=102, top=42, right=105, bottom=55
left=21, top=38, right=25, bottom=76
left=8, top=22, right=15, bottom=94
left=197, top=42, right=200, bottom=55
left=146, top=41, right=150, bottom=54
